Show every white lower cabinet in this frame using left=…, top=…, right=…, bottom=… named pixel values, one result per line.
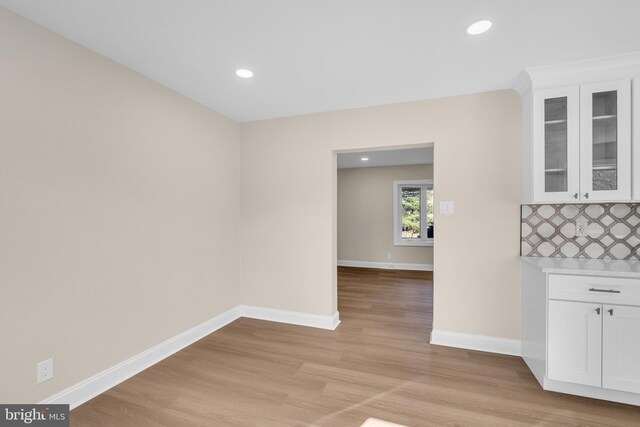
left=602, top=305, right=640, bottom=394
left=521, top=262, right=640, bottom=405
left=548, top=300, right=602, bottom=387
left=548, top=300, right=640, bottom=394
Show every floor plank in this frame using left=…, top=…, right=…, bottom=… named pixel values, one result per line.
left=71, top=267, right=640, bottom=426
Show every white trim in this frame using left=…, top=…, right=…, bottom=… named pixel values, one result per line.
left=430, top=329, right=521, bottom=356
left=337, top=260, right=433, bottom=271
left=393, top=240, right=433, bottom=247
left=41, top=306, right=242, bottom=409
left=634, top=77, right=640, bottom=201
left=513, top=71, right=532, bottom=96
left=40, top=305, right=340, bottom=409
left=543, top=377, right=640, bottom=406
left=524, top=51, right=640, bottom=91
left=239, top=305, right=340, bottom=330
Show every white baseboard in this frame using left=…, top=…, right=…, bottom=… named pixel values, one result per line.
left=240, top=305, right=341, bottom=330
left=40, top=305, right=340, bottom=409
left=338, top=260, right=433, bottom=271
left=41, top=306, right=242, bottom=409
left=543, top=376, right=640, bottom=406
left=430, top=329, right=521, bottom=356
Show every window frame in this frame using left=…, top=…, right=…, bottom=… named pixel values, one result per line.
left=393, top=179, right=434, bottom=247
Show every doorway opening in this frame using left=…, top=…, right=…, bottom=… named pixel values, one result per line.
left=334, top=145, right=434, bottom=335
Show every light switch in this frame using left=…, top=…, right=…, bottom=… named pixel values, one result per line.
left=439, top=201, right=454, bottom=214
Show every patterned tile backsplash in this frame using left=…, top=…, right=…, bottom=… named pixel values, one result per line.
left=521, top=204, right=640, bottom=260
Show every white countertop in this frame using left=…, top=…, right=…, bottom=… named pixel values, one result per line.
left=520, top=256, right=640, bottom=278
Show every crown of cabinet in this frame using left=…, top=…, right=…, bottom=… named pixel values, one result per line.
left=519, top=52, right=640, bottom=204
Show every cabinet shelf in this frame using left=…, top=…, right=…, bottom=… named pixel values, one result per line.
left=545, top=168, right=567, bottom=173
left=593, top=114, right=617, bottom=120
left=592, top=165, right=616, bottom=171
left=545, top=119, right=568, bottom=125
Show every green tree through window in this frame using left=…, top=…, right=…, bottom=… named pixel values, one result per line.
left=395, top=180, right=434, bottom=245
left=401, top=187, right=422, bottom=238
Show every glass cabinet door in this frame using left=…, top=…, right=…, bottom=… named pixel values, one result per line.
left=591, top=91, right=617, bottom=191
left=544, top=97, right=569, bottom=193
left=533, top=87, right=579, bottom=202
left=580, top=80, right=631, bottom=201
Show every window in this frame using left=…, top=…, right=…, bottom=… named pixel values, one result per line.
left=393, top=180, right=433, bottom=246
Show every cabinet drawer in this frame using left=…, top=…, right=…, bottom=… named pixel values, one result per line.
left=549, top=274, right=640, bottom=305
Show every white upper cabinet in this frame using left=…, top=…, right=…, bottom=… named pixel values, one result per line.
left=520, top=53, right=640, bottom=204
left=530, top=80, right=631, bottom=203
left=533, top=86, right=580, bottom=202
left=579, top=79, right=631, bottom=202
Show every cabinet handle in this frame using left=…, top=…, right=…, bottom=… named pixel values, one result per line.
left=596, top=307, right=601, bottom=315
left=583, top=192, right=589, bottom=199
left=588, top=288, right=620, bottom=293
left=608, top=308, right=614, bottom=316
left=573, top=193, right=578, bottom=199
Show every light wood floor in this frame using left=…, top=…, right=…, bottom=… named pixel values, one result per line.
left=72, top=267, right=640, bottom=426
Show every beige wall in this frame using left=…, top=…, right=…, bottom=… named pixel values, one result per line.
left=337, top=164, right=434, bottom=266
left=1, top=5, right=522, bottom=405
left=242, top=90, right=521, bottom=338
left=0, top=8, right=242, bottom=403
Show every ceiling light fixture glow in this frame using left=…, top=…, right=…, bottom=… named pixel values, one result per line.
left=361, top=157, right=369, bottom=161
left=235, top=69, right=254, bottom=78
left=466, top=20, right=492, bottom=35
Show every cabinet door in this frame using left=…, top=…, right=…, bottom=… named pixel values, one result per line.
left=533, top=87, right=580, bottom=202
left=580, top=79, right=632, bottom=201
left=548, top=300, right=602, bottom=387
left=602, top=305, right=640, bottom=393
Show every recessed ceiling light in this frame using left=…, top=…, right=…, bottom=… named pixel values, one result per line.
left=235, top=69, right=254, bottom=78
left=361, top=157, right=369, bottom=161
left=466, top=20, right=492, bottom=35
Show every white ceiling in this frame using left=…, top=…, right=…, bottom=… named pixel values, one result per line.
left=2, top=1, right=640, bottom=122
left=337, top=148, right=432, bottom=169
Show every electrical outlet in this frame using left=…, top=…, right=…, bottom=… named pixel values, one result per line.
left=37, top=358, right=53, bottom=384
left=387, top=253, right=392, bottom=259
left=576, top=220, right=588, bottom=237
